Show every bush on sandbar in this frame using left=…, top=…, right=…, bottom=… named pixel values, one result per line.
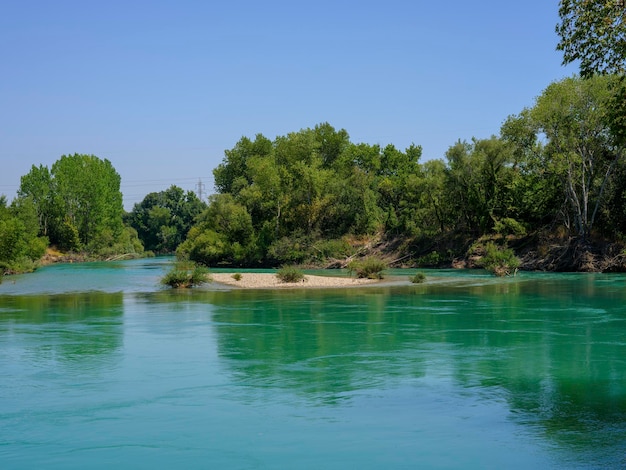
left=276, top=266, right=305, bottom=283
left=161, top=262, right=209, bottom=288
left=348, top=257, right=387, bottom=279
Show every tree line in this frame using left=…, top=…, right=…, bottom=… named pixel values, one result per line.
left=2, top=1, right=626, bottom=274
left=174, top=74, right=625, bottom=270
left=2, top=74, right=625, bottom=274
left=0, top=153, right=205, bottom=274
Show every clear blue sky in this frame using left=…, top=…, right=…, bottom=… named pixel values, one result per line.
left=0, top=0, right=576, bottom=210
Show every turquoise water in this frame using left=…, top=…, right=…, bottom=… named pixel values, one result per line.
left=1, top=259, right=625, bottom=469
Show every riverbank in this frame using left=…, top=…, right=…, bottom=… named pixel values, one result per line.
left=210, top=272, right=381, bottom=289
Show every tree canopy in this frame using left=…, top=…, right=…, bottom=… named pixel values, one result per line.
left=128, top=185, right=206, bottom=253
left=175, top=75, right=626, bottom=270
left=557, top=0, right=626, bottom=77
left=17, top=154, right=142, bottom=257
left=0, top=196, right=48, bottom=274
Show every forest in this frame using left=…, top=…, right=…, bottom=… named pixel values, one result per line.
left=177, top=74, right=626, bottom=272
left=2, top=1, right=626, bottom=276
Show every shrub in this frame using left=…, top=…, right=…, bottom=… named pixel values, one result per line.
left=493, top=217, right=527, bottom=236
left=161, top=262, right=209, bottom=288
left=232, top=273, right=242, bottom=281
left=416, top=251, right=441, bottom=267
left=268, top=234, right=311, bottom=264
left=312, top=238, right=353, bottom=261
left=409, top=272, right=426, bottom=284
left=348, top=257, right=387, bottom=279
left=276, top=266, right=305, bottom=283
left=480, top=242, right=520, bottom=277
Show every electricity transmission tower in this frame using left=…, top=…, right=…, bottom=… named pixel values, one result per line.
left=195, top=178, right=206, bottom=201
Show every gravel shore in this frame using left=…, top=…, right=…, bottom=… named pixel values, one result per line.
left=210, top=272, right=380, bottom=289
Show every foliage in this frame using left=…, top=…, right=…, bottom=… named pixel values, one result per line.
left=17, top=154, right=141, bottom=258
left=478, top=242, right=520, bottom=277
left=409, top=272, right=426, bottom=284
left=174, top=92, right=626, bottom=271
left=128, top=185, right=206, bottom=253
left=310, top=238, right=354, bottom=261
left=348, top=257, right=387, bottom=279
left=444, top=137, right=518, bottom=236
left=416, top=251, right=441, bottom=267
left=232, top=273, right=242, bottom=281
left=177, top=228, right=229, bottom=266
left=161, top=262, right=209, bottom=288
left=267, top=233, right=312, bottom=265
left=527, top=75, right=620, bottom=239
left=493, top=218, right=527, bottom=237
left=276, top=266, right=305, bottom=283
left=177, top=194, right=253, bottom=266
left=556, top=0, right=626, bottom=78
left=0, top=197, right=48, bottom=274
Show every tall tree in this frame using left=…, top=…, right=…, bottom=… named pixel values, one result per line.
left=50, top=154, right=124, bottom=249
left=528, top=76, right=622, bottom=238
left=313, top=122, right=350, bottom=168
left=18, top=154, right=128, bottom=253
left=18, top=165, right=53, bottom=236
left=557, top=0, right=626, bottom=77
left=129, top=185, right=206, bottom=253
left=213, top=134, right=273, bottom=194
left=444, top=137, right=516, bottom=236
left=0, top=197, right=48, bottom=273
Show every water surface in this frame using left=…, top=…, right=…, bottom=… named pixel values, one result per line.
left=1, top=259, right=625, bottom=468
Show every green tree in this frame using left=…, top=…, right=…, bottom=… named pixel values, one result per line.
left=49, top=154, right=124, bottom=250
left=529, top=75, right=622, bottom=238
left=557, top=0, right=626, bottom=78
left=418, top=159, right=450, bottom=234
left=129, top=185, right=206, bottom=253
left=444, top=137, right=517, bottom=235
left=213, top=134, right=273, bottom=194
left=18, top=164, right=53, bottom=236
left=178, top=194, right=254, bottom=266
left=557, top=1, right=626, bottom=149
left=237, top=152, right=288, bottom=240
left=0, top=197, right=48, bottom=273
left=17, top=154, right=138, bottom=256
left=314, top=122, right=350, bottom=168
left=500, top=111, right=562, bottom=228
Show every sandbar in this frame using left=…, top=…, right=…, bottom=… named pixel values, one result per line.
left=209, top=272, right=381, bottom=289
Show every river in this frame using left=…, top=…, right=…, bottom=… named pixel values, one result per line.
left=1, top=258, right=625, bottom=469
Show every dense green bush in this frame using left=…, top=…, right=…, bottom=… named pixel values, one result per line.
left=416, top=251, right=441, bottom=267
left=276, top=266, right=305, bottom=283
left=311, top=238, right=354, bottom=261
left=493, top=218, right=527, bottom=236
left=348, top=257, right=387, bottom=279
left=479, top=242, right=520, bottom=276
left=0, top=197, right=49, bottom=274
left=128, top=185, right=206, bottom=253
left=409, top=272, right=426, bottom=283
left=268, top=234, right=311, bottom=265
left=161, top=262, right=209, bottom=288
left=177, top=229, right=229, bottom=266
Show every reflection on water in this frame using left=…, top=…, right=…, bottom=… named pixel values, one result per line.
left=1, top=260, right=626, bottom=468
left=1, top=292, right=124, bottom=363
left=209, top=283, right=626, bottom=465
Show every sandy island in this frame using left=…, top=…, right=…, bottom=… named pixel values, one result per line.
left=209, top=272, right=381, bottom=289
